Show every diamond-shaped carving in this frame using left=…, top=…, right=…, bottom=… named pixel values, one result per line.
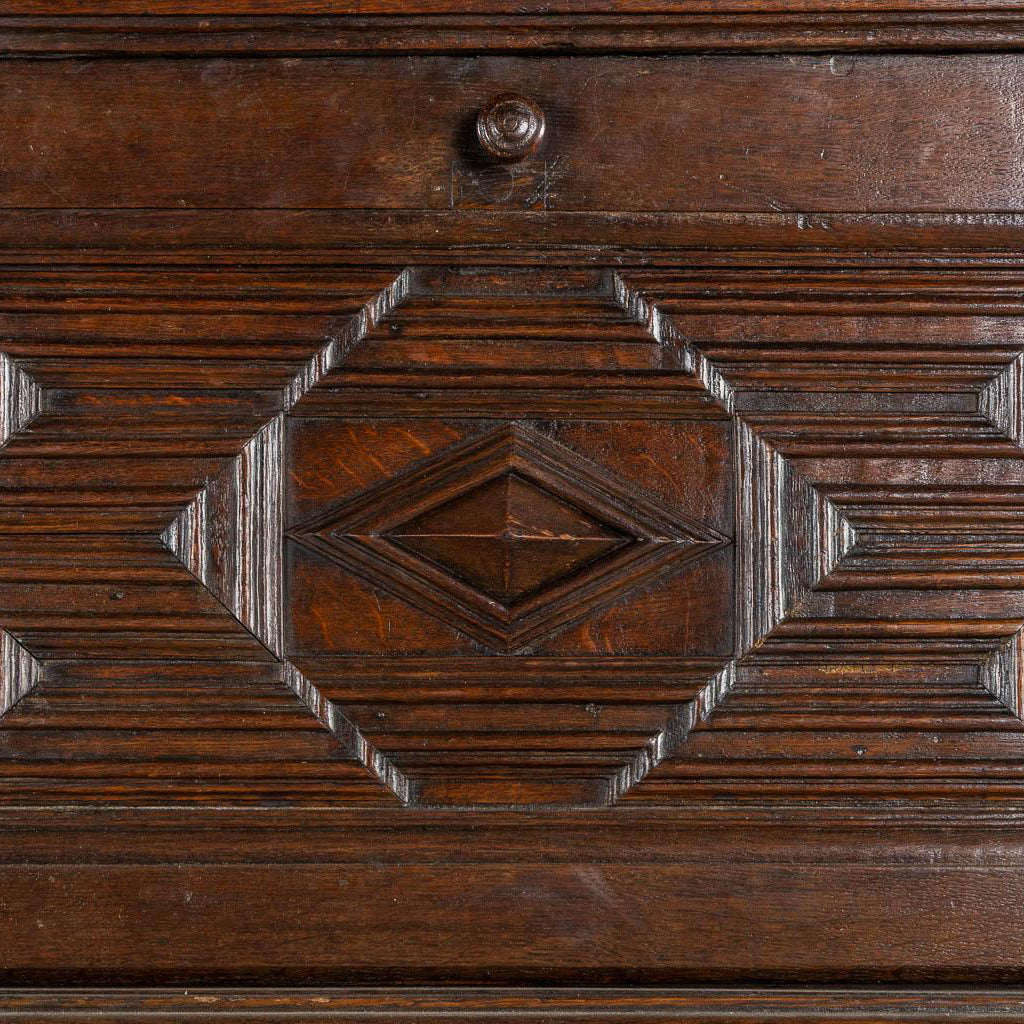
left=391, top=474, right=630, bottom=605
left=289, top=423, right=728, bottom=652
left=15, top=262, right=1024, bottom=812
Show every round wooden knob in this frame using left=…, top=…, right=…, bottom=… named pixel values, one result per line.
left=476, top=94, right=546, bottom=161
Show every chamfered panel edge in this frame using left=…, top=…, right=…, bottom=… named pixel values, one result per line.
left=1, top=987, right=1024, bottom=1023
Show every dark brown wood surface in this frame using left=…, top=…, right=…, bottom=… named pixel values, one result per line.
left=3, top=55, right=1023, bottom=212
left=4, top=5, right=1024, bottom=1021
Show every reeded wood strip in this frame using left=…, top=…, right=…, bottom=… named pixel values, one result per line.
left=5, top=986, right=1024, bottom=1022
left=0, top=661, right=393, bottom=807
left=4, top=0, right=1024, bottom=12
left=234, top=417, right=283, bottom=656
left=736, top=423, right=786, bottom=651
left=15, top=210, right=1024, bottom=256
left=13, top=10, right=1024, bottom=56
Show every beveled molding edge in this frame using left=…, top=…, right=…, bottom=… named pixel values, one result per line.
left=1, top=987, right=1024, bottom=1021
left=9, top=210, right=1024, bottom=262
left=6, top=9, right=1024, bottom=54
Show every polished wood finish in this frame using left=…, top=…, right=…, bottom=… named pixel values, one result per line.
left=2, top=4, right=1024, bottom=1020
left=475, top=94, right=546, bottom=161
left=9, top=988, right=1024, bottom=1023
left=3, top=55, right=1023, bottom=213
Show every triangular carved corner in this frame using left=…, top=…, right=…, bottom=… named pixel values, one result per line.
left=608, top=661, right=736, bottom=802
left=979, top=351, right=1024, bottom=449
left=807, top=488, right=858, bottom=591
left=163, top=267, right=415, bottom=650
left=735, top=423, right=856, bottom=652
left=162, top=415, right=412, bottom=801
left=979, top=628, right=1024, bottom=720
left=284, top=268, right=414, bottom=410
left=162, top=416, right=284, bottom=656
left=608, top=271, right=735, bottom=413
left=0, top=629, right=42, bottom=721
left=0, top=352, right=43, bottom=448
left=282, top=663, right=412, bottom=804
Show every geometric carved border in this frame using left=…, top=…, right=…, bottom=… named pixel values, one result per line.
left=160, top=272, right=415, bottom=803
left=149, top=268, right=746, bottom=807
left=733, top=423, right=1024, bottom=720
left=8, top=262, right=1024, bottom=811
left=612, top=268, right=1024, bottom=767
left=0, top=263, right=415, bottom=802
left=159, top=265, right=1024, bottom=806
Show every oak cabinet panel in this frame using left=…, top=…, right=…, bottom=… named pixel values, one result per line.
left=3, top=8, right=1024, bottom=1020
left=3, top=56, right=1024, bottom=214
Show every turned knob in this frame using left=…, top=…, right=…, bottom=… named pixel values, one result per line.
left=476, top=94, right=546, bottom=161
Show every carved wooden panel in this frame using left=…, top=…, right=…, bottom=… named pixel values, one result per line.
left=282, top=269, right=735, bottom=805
left=12, top=4, right=1024, bottom=1012
left=613, top=280, right=1024, bottom=807
left=4, top=263, right=1024, bottom=819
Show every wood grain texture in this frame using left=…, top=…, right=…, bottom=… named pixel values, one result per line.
left=3, top=56, right=1024, bottom=215
left=11, top=12, right=1024, bottom=54
left=6, top=988, right=1024, bottom=1023
left=5, top=861, right=1024, bottom=984
left=6, top=263, right=1024, bottom=815
left=5, top=15, right=1024, bottom=1010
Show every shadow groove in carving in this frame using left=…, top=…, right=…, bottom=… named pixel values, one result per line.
left=0, top=629, right=42, bottom=722
left=0, top=351, right=42, bottom=448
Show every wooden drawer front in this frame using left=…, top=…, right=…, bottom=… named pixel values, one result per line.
left=3, top=54, right=1023, bottom=215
